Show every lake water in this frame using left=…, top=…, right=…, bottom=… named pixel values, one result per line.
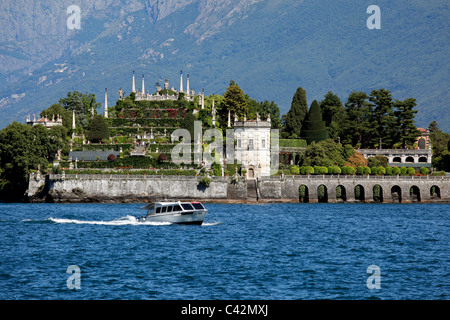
left=0, top=202, right=448, bottom=300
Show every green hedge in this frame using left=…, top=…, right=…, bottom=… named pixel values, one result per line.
left=60, top=156, right=163, bottom=169
left=111, top=118, right=182, bottom=128
left=279, top=139, right=307, bottom=148
left=63, top=169, right=198, bottom=176
left=274, top=165, right=432, bottom=176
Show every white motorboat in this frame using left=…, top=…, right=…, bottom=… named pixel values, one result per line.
left=137, top=201, right=208, bottom=225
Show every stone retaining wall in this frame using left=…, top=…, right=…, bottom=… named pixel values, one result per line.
left=27, top=174, right=450, bottom=203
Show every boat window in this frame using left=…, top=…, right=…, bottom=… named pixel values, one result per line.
left=191, top=202, right=205, bottom=210
left=181, top=203, right=194, bottom=211
left=167, top=206, right=173, bottom=212
left=161, top=206, right=167, bottom=213
left=156, top=207, right=161, bottom=213
left=173, top=205, right=182, bottom=212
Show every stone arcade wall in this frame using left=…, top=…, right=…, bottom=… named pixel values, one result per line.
left=259, top=175, right=450, bottom=203
left=28, top=174, right=450, bottom=203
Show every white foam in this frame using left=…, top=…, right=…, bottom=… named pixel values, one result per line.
left=202, top=222, right=222, bottom=226
left=47, top=216, right=171, bottom=226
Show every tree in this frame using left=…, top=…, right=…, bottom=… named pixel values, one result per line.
left=285, top=87, right=308, bottom=138
left=221, top=81, right=248, bottom=123
left=302, top=100, right=329, bottom=144
left=393, top=98, right=421, bottom=149
left=345, top=150, right=368, bottom=168
left=342, top=91, right=372, bottom=147
left=428, top=120, right=441, bottom=133
left=268, top=101, right=282, bottom=129
left=290, top=166, right=300, bottom=175
left=341, top=166, right=356, bottom=175
left=368, top=155, right=388, bottom=167
left=48, top=125, right=70, bottom=158
left=115, top=94, right=136, bottom=115
left=319, top=91, right=345, bottom=139
left=258, top=100, right=282, bottom=129
left=430, top=130, right=450, bottom=171
left=245, top=94, right=260, bottom=120
left=369, top=88, right=395, bottom=149
left=86, top=115, right=110, bottom=143
left=0, top=122, right=58, bottom=186
left=59, top=91, right=101, bottom=129
left=301, top=139, right=345, bottom=167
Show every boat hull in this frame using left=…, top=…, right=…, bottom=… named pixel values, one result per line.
left=139, top=211, right=207, bottom=225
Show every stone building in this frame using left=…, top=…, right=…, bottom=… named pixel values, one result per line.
left=26, top=114, right=63, bottom=129
left=358, top=148, right=432, bottom=168
left=130, top=70, right=195, bottom=102
left=415, top=127, right=431, bottom=149
left=234, top=114, right=272, bottom=178
left=358, top=127, right=433, bottom=168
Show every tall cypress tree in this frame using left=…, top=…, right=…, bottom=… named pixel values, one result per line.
left=302, top=100, right=329, bottom=144
left=285, top=87, right=308, bottom=138
left=393, top=98, right=421, bottom=148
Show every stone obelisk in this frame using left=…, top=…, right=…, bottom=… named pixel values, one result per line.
left=104, top=88, right=108, bottom=118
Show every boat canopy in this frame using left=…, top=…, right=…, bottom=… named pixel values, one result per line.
left=191, top=202, right=205, bottom=210
left=141, top=201, right=205, bottom=211
left=181, top=203, right=194, bottom=211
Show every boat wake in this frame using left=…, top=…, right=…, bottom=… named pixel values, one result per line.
left=23, top=216, right=221, bottom=226
left=202, top=222, right=222, bottom=226
left=44, top=216, right=170, bottom=226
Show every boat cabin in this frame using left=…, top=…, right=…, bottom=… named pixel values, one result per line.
left=143, top=201, right=206, bottom=216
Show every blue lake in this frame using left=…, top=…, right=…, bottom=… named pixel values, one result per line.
left=0, top=202, right=448, bottom=300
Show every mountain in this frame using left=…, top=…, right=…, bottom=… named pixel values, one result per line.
left=0, top=0, right=449, bottom=132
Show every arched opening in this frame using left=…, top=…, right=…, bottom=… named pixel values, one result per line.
left=418, top=138, right=426, bottom=149
left=391, top=186, right=402, bottom=203
left=318, top=184, right=328, bottom=203
left=430, top=185, right=441, bottom=199
left=288, top=153, right=294, bottom=165
left=393, top=157, right=402, bottom=163
left=410, top=186, right=421, bottom=202
left=373, top=184, right=383, bottom=203
left=299, top=185, right=309, bottom=203
left=336, top=185, right=346, bottom=202
left=248, top=167, right=254, bottom=179
left=418, top=156, right=427, bottom=163
left=354, top=185, right=365, bottom=202
left=405, top=156, right=414, bottom=163
left=295, top=154, right=301, bottom=165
